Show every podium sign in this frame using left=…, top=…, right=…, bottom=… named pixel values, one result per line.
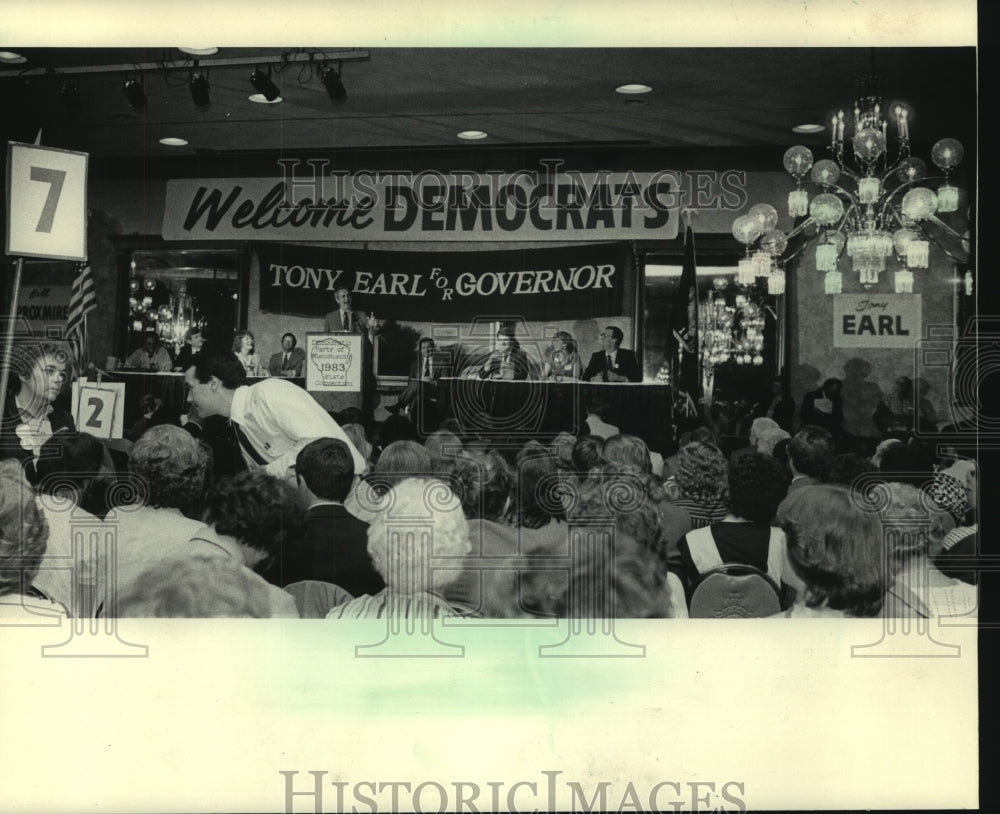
left=71, top=382, right=125, bottom=439
left=5, top=142, right=89, bottom=261
left=305, top=333, right=363, bottom=392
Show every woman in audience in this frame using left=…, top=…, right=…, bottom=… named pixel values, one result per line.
left=756, top=427, right=791, bottom=458
left=424, top=428, right=463, bottom=461
left=674, top=450, right=790, bottom=606
left=116, top=555, right=273, bottom=618
left=0, top=460, right=67, bottom=617
left=882, top=482, right=977, bottom=618
left=777, top=484, right=887, bottom=617
left=347, top=439, right=432, bottom=524
left=232, top=329, right=265, bottom=378
left=542, top=330, right=581, bottom=380
left=341, top=422, right=374, bottom=470
left=571, top=434, right=606, bottom=479
left=1, top=340, right=75, bottom=481
left=327, top=477, right=476, bottom=618
left=668, top=441, right=730, bottom=527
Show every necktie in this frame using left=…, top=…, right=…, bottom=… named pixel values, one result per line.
left=231, top=421, right=267, bottom=466
left=284, top=352, right=290, bottom=365
left=423, top=357, right=430, bottom=378
left=343, top=311, right=351, bottom=331
left=606, top=354, right=613, bottom=370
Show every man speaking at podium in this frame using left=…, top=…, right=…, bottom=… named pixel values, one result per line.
left=323, top=287, right=374, bottom=335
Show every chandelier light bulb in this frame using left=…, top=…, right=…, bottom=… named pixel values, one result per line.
left=906, top=239, right=930, bottom=268
left=788, top=189, right=809, bottom=218
left=810, top=159, right=841, bottom=186
left=931, top=138, right=964, bottom=170
left=858, top=177, right=881, bottom=204
left=809, top=193, right=845, bottom=227
left=761, top=229, right=787, bottom=256
left=853, top=127, right=886, bottom=161
left=748, top=203, right=779, bottom=231
left=892, top=227, right=919, bottom=257
left=824, top=270, right=843, bottom=294
left=783, top=145, right=814, bottom=179
left=895, top=269, right=914, bottom=294
left=901, top=187, right=938, bottom=221
left=731, top=214, right=763, bottom=245
left=767, top=268, right=786, bottom=295
left=896, top=156, right=927, bottom=183
left=816, top=242, right=838, bottom=272
left=936, top=184, right=959, bottom=213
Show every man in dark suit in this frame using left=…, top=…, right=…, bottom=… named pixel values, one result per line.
left=582, top=325, right=642, bottom=383
left=289, top=437, right=384, bottom=597
left=267, top=332, right=306, bottom=377
left=387, top=337, right=447, bottom=428
left=323, top=286, right=375, bottom=335
left=478, top=327, right=532, bottom=380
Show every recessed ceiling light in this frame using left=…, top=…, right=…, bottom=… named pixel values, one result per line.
left=0, top=51, right=26, bottom=64
left=179, top=47, right=219, bottom=56
left=159, top=137, right=189, bottom=147
left=792, top=123, right=826, bottom=134
left=457, top=130, right=488, bottom=140
left=249, top=93, right=283, bottom=104
left=615, top=84, right=652, bottom=94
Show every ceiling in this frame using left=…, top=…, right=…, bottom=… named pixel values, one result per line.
left=0, top=47, right=978, bottom=169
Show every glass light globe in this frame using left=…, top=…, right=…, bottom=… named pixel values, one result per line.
left=896, top=157, right=927, bottom=183
left=853, top=127, right=886, bottom=161
left=743, top=302, right=759, bottom=317
left=901, top=187, right=938, bottom=221
left=713, top=276, right=728, bottom=290
left=142, top=295, right=153, bottom=306
left=731, top=214, right=763, bottom=245
left=752, top=354, right=764, bottom=366
left=129, top=279, right=140, bottom=294
left=135, top=302, right=147, bottom=314
left=748, top=203, right=779, bottom=231
left=809, top=193, right=845, bottom=227
left=761, top=229, right=787, bottom=256
left=144, top=278, right=157, bottom=292
left=892, top=227, right=920, bottom=256
left=820, top=229, right=846, bottom=253
left=147, top=311, right=159, bottom=322
left=810, top=159, right=841, bottom=186
left=931, top=138, right=964, bottom=170
left=783, top=145, right=814, bottom=178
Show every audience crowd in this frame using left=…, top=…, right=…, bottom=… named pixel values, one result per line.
left=0, top=342, right=981, bottom=621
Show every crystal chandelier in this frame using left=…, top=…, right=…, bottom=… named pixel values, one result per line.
left=736, top=73, right=969, bottom=294
left=699, top=279, right=765, bottom=368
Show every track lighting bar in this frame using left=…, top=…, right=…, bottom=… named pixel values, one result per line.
left=4, top=49, right=370, bottom=77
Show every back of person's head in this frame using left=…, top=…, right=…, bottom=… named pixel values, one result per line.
left=128, top=425, right=209, bottom=516
left=748, top=417, right=779, bottom=447
left=337, top=406, right=364, bottom=427
left=550, top=432, right=577, bottom=470
left=726, top=450, right=789, bottom=524
left=678, top=424, right=718, bottom=448
left=515, top=453, right=565, bottom=529
left=35, top=431, right=105, bottom=501
left=780, top=484, right=885, bottom=617
left=788, top=425, right=835, bottom=479
left=0, top=460, right=48, bottom=596
left=571, top=435, right=606, bottom=476
left=825, top=453, right=875, bottom=486
left=425, top=429, right=463, bottom=460
left=883, top=481, right=949, bottom=563
left=366, top=439, right=431, bottom=497
left=117, top=555, right=272, bottom=617
left=296, top=438, right=355, bottom=502
left=433, top=449, right=513, bottom=522
left=515, top=439, right=549, bottom=465
left=756, top=427, right=791, bottom=457
left=366, top=477, right=470, bottom=592
left=510, top=532, right=673, bottom=619
left=602, top=433, right=652, bottom=474
left=189, top=352, right=247, bottom=389
left=675, top=441, right=728, bottom=504
left=585, top=397, right=609, bottom=420
left=877, top=441, right=935, bottom=490
left=822, top=377, right=842, bottom=398
left=201, top=470, right=306, bottom=565
left=771, top=437, right=791, bottom=472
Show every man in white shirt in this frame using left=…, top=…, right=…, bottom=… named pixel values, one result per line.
left=124, top=335, right=173, bottom=372
left=184, top=353, right=367, bottom=479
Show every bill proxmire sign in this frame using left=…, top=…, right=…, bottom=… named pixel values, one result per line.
left=833, top=294, right=922, bottom=348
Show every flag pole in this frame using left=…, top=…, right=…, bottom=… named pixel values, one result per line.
left=0, top=257, right=25, bottom=403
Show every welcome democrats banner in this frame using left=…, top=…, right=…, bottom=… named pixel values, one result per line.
left=256, top=242, right=629, bottom=321
left=163, top=166, right=692, bottom=241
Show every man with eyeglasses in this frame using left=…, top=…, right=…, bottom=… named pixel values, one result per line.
left=582, top=326, right=642, bottom=383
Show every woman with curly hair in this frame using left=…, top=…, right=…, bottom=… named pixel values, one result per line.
left=346, top=439, right=432, bottom=523
left=667, top=441, right=730, bottom=528
left=0, top=460, right=67, bottom=618
left=675, top=450, right=791, bottom=608
left=777, top=484, right=887, bottom=617
left=542, top=330, right=581, bottom=380
left=327, top=477, right=477, bottom=618
left=232, top=329, right=265, bottom=378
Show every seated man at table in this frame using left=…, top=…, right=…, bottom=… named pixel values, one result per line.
left=387, top=337, right=445, bottom=424
left=477, top=327, right=533, bottom=381
left=267, top=332, right=306, bottom=377
left=582, top=326, right=642, bottom=383
left=124, top=335, right=173, bottom=372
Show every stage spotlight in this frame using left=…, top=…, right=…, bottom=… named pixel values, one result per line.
left=189, top=71, right=210, bottom=108
left=123, top=76, right=146, bottom=112
left=320, top=65, right=346, bottom=105
left=249, top=66, right=280, bottom=102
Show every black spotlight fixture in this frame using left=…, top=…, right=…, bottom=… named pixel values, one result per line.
left=320, top=63, right=346, bottom=105
left=123, top=75, right=146, bottom=112
left=189, top=65, right=210, bottom=109
left=249, top=65, right=280, bottom=101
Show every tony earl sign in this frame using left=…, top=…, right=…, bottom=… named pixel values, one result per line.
left=256, top=242, right=628, bottom=322
left=832, top=294, right=922, bottom=348
left=161, top=165, right=746, bottom=242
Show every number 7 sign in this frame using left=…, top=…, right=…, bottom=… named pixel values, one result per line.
left=5, top=141, right=88, bottom=261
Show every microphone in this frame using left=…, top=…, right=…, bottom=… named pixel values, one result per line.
left=87, top=362, right=114, bottom=381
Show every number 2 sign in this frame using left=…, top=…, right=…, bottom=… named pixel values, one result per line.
left=5, top=141, right=88, bottom=261
left=71, top=383, right=124, bottom=440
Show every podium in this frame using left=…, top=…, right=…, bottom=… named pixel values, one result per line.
left=304, top=332, right=372, bottom=418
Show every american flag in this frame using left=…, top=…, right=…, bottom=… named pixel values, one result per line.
left=65, top=263, right=96, bottom=370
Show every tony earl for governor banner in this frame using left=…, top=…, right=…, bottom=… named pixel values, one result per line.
left=255, top=242, right=629, bottom=322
